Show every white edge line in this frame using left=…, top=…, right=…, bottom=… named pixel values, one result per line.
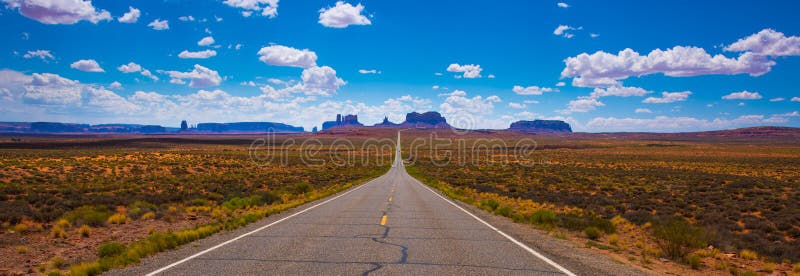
left=410, top=174, right=577, bottom=276
left=146, top=178, right=378, bottom=276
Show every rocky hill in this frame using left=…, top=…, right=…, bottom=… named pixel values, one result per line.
left=400, top=112, right=452, bottom=129
left=196, top=122, right=304, bottom=133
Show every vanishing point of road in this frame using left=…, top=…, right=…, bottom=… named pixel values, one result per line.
left=129, top=132, right=581, bottom=275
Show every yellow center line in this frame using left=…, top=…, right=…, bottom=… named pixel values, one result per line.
left=380, top=215, right=388, bottom=226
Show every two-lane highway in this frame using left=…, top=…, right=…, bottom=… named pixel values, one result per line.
left=143, top=132, right=575, bottom=275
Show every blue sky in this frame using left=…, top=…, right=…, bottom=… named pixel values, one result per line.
left=1, top=0, right=800, bottom=132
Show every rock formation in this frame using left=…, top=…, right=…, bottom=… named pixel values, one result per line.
left=322, top=114, right=364, bottom=130
left=197, top=122, right=304, bottom=133
left=399, top=112, right=452, bottom=129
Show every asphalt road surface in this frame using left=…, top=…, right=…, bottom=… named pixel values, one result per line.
left=141, top=132, right=577, bottom=275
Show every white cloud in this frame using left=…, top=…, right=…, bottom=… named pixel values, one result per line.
left=3, top=0, right=111, bottom=24
left=117, top=62, right=142, bottom=73
left=223, top=0, right=278, bottom=18
left=590, top=33, right=600, bottom=38
left=635, top=108, right=652, bottom=114
left=432, top=85, right=439, bottom=90
left=561, top=47, right=774, bottom=87
left=738, top=102, right=746, bottom=106
left=523, top=100, right=539, bottom=104
left=109, top=81, right=122, bottom=89
left=118, top=6, right=140, bottom=23
left=590, top=86, right=650, bottom=98
left=163, top=64, right=222, bottom=88
left=508, top=102, right=526, bottom=109
left=178, top=15, right=195, bottom=21
left=722, top=90, right=762, bottom=100
left=70, top=59, right=104, bottom=72
left=512, top=85, right=558, bottom=95
left=557, top=2, right=569, bottom=8
left=23, top=50, right=54, bottom=61
left=438, top=91, right=505, bottom=129
left=318, top=1, right=371, bottom=28
left=792, top=97, right=800, bottom=102
left=23, top=73, right=82, bottom=105
left=198, top=36, right=215, bottom=46
left=446, top=63, right=483, bottom=78
left=763, top=111, right=800, bottom=123
left=148, top=19, right=169, bottom=30
left=643, top=91, right=692, bottom=103
left=770, top=97, right=784, bottom=102
left=585, top=114, right=796, bottom=132
left=358, top=69, right=379, bottom=74
left=725, top=29, right=800, bottom=57
left=178, top=50, right=217, bottom=59
left=554, top=25, right=581, bottom=38
left=301, top=66, right=346, bottom=96
left=556, top=81, right=566, bottom=87
left=563, top=97, right=604, bottom=113
left=257, top=45, right=317, bottom=68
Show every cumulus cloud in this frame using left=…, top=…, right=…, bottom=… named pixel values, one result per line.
left=318, top=1, right=371, bottom=28
left=590, top=86, right=650, bottom=98
left=178, top=50, right=217, bottom=59
left=792, top=97, right=800, bottom=102
left=557, top=2, right=569, bottom=8
left=722, top=90, right=762, bottom=100
left=3, top=0, right=111, bottom=24
left=178, top=15, right=195, bottom=21
left=117, top=62, right=142, bottom=73
left=446, top=63, right=482, bottom=78
left=642, top=91, right=692, bottom=103
left=257, top=45, right=317, bottom=68
left=162, top=64, right=222, bottom=88
left=770, top=97, right=784, bottom=102
left=725, top=29, right=800, bottom=57
left=301, top=66, right=346, bottom=96
left=70, top=59, right=104, bottom=72
left=563, top=97, right=604, bottom=113
left=118, top=6, right=140, bottom=23
left=438, top=91, right=506, bottom=129
left=23, top=50, right=54, bottom=61
left=148, top=19, right=169, bottom=30
left=561, top=47, right=775, bottom=87
left=109, top=81, right=122, bottom=89
left=635, top=108, right=652, bottom=114
left=223, top=0, right=278, bottom=18
left=512, top=85, right=558, bottom=95
left=198, top=36, right=215, bottom=46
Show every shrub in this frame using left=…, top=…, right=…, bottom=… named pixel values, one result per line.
left=494, top=206, right=513, bottom=217
left=740, top=249, right=758, bottom=260
left=687, top=254, right=702, bottom=270
left=107, top=213, right=129, bottom=224
left=294, top=183, right=311, bottom=194
left=584, top=227, right=601, bottom=240
left=98, top=242, right=126, bottom=258
left=794, top=263, right=800, bottom=273
left=481, top=199, right=500, bottom=211
left=61, top=205, right=111, bottom=227
left=651, top=217, right=708, bottom=261
left=55, top=219, right=70, bottom=228
left=608, top=234, right=619, bottom=246
left=16, top=245, right=28, bottom=254
left=529, top=209, right=557, bottom=226
left=11, top=223, right=28, bottom=233
left=69, top=262, right=102, bottom=276
left=740, top=271, right=757, bottom=276
left=141, top=212, right=155, bottom=220
left=78, top=225, right=91, bottom=237
left=50, top=225, right=66, bottom=239
left=761, top=263, right=776, bottom=273
left=49, top=256, right=66, bottom=269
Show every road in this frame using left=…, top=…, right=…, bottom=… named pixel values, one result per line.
left=142, top=132, right=576, bottom=275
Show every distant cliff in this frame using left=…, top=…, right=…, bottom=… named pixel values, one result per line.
left=322, top=114, right=364, bottom=130
left=400, top=112, right=451, bottom=129
left=197, top=122, right=304, bottom=133
left=509, top=120, right=572, bottom=133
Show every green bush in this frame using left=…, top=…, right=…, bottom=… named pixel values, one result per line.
left=494, top=206, right=513, bottom=217
left=529, top=209, right=557, bottom=226
left=651, top=217, right=708, bottom=261
left=98, top=242, right=126, bottom=258
left=481, top=199, right=500, bottom=211
left=61, top=205, right=111, bottom=227
left=583, top=226, right=601, bottom=240
left=687, top=254, right=702, bottom=269
left=294, top=183, right=311, bottom=194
